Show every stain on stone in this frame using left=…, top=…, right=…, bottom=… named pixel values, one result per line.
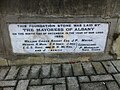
left=113, top=33, right=120, bottom=41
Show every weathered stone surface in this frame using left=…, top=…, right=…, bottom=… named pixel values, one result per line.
left=42, top=78, right=65, bottom=84
left=40, top=65, right=51, bottom=78
left=113, top=0, right=120, bottom=16
left=113, top=36, right=120, bottom=59
left=16, top=80, right=29, bottom=90
left=80, top=82, right=107, bottom=90
left=67, top=77, right=79, bottom=90
left=78, top=76, right=90, bottom=82
left=30, top=79, right=41, bottom=86
left=17, top=66, right=30, bottom=79
left=90, top=75, right=114, bottom=81
left=62, top=64, right=72, bottom=76
left=3, top=87, right=14, bottom=90
left=106, top=81, right=120, bottom=90
left=29, top=85, right=53, bottom=90
left=0, top=67, right=9, bottom=80
left=0, top=80, right=17, bottom=86
left=113, top=74, right=120, bottom=85
left=5, top=66, right=20, bottom=80
left=112, top=61, right=120, bottom=72
left=55, top=84, right=66, bottom=90
left=82, top=62, right=95, bottom=75
left=8, top=56, right=45, bottom=66
left=102, top=61, right=117, bottom=73
left=0, top=58, right=8, bottom=66
left=92, top=62, right=106, bottom=74
left=0, top=19, right=5, bottom=57
left=51, top=64, right=61, bottom=77
left=29, top=65, right=41, bottom=79
left=72, top=63, right=84, bottom=76
left=0, top=0, right=119, bottom=16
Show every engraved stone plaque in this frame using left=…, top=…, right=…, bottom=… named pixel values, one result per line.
left=8, top=23, right=109, bottom=53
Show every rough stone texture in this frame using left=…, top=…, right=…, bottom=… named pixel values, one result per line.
left=3, top=87, right=14, bottom=90
left=113, top=36, right=120, bottom=59
left=112, top=61, right=120, bottom=72
left=112, top=0, right=120, bottom=17
left=62, top=64, right=72, bottom=76
left=42, top=78, right=65, bottom=84
left=106, top=81, right=120, bottom=90
left=0, top=0, right=119, bottom=17
left=8, top=56, right=45, bottom=66
left=92, top=62, right=106, bottom=74
left=102, top=61, right=117, bottom=73
left=5, top=66, right=20, bottom=80
left=29, top=65, right=41, bottom=79
left=16, top=80, right=29, bottom=90
left=40, top=65, right=51, bottom=78
left=113, top=74, right=120, bottom=85
left=0, top=18, right=5, bottom=57
left=72, top=63, right=84, bottom=76
left=0, top=80, right=17, bottom=86
left=80, top=82, right=107, bottom=90
left=82, top=62, right=95, bottom=75
left=30, top=79, right=41, bottom=86
left=90, top=75, right=114, bottom=81
left=0, top=67, right=9, bottom=80
left=29, top=85, right=53, bottom=90
left=117, top=18, right=120, bottom=33
left=67, top=77, right=79, bottom=90
left=51, top=64, right=61, bottom=77
left=55, top=84, right=66, bottom=90
left=0, top=58, right=8, bottom=66
left=78, top=76, right=90, bottom=82
left=17, top=66, right=30, bottom=79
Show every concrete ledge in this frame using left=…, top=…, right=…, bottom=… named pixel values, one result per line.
left=0, top=57, right=8, bottom=66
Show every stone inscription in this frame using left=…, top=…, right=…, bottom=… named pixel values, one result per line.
left=8, top=23, right=109, bottom=53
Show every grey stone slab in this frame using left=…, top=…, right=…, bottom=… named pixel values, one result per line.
left=78, top=76, right=90, bottom=82
left=62, top=64, right=72, bottom=76
left=92, top=62, right=106, bottom=74
left=91, top=75, right=114, bottom=81
left=72, top=63, right=84, bottom=76
left=0, top=67, right=9, bottom=80
left=55, top=84, right=66, bottom=90
left=113, top=74, right=120, bottom=85
left=80, top=82, right=107, bottom=90
left=17, top=66, right=30, bottom=79
left=16, top=80, right=29, bottom=90
left=42, top=78, right=65, bottom=84
left=102, top=61, right=117, bottom=73
left=29, top=65, right=41, bottom=79
left=112, top=61, right=120, bottom=72
left=51, top=64, right=61, bottom=77
left=0, top=80, right=17, bottom=86
left=30, top=79, right=41, bottom=86
left=40, top=65, right=51, bottom=78
left=3, top=87, right=14, bottom=90
left=82, top=62, right=95, bottom=75
left=106, top=81, right=120, bottom=90
left=5, top=66, right=20, bottom=80
left=67, top=77, right=79, bottom=90
left=29, top=85, right=53, bottom=90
